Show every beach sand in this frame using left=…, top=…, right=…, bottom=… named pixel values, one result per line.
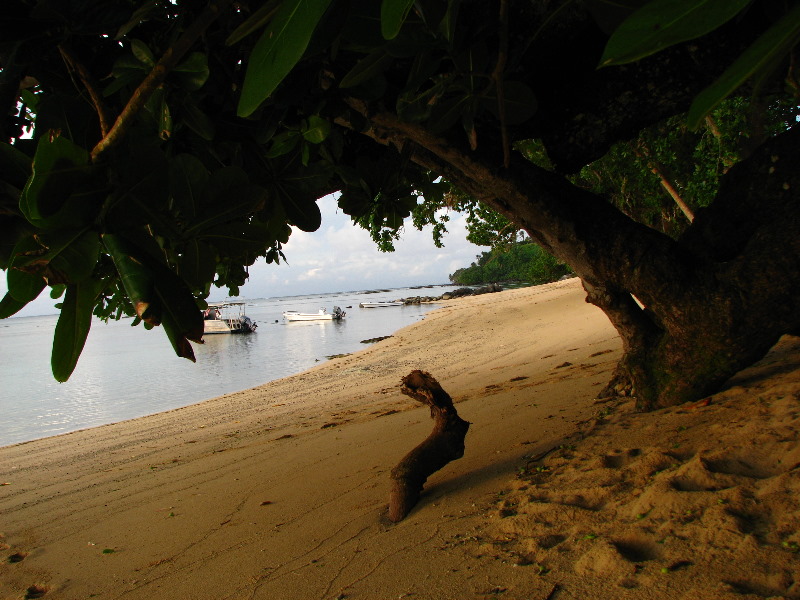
left=1, top=278, right=798, bottom=600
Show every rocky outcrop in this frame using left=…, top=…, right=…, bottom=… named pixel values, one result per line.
left=393, top=283, right=503, bottom=304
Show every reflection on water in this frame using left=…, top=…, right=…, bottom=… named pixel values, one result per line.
left=1, top=285, right=453, bottom=446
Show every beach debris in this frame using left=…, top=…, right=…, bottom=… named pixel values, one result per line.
left=388, top=370, right=471, bottom=522
left=360, top=335, right=392, bottom=344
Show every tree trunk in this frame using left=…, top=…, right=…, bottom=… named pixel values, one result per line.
left=388, top=371, right=470, bottom=522
left=350, top=106, right=800, bottom=412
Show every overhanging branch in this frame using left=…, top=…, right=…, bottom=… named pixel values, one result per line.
left=339, top=97, right=692, bottom=311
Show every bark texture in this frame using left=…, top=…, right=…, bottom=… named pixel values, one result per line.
left=388, top=371, right=470, bottom=522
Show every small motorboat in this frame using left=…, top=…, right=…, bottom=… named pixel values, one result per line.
left=283, top=307, right=346, bottom=321
left=359, top=301, right=404, bottom=308
left=203, top=301, right=257, bottom=334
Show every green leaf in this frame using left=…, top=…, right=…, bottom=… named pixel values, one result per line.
left=189, top=189, right=264, bottom=236
left=115, top=0, right=163, bottom=39
left=237, top=0, right=333, bottom=117
left=149, top=260, right=204, bottom=355
left=428, top=95, right=469, bottom=134
left=20, top=134, right=91, bottom=223
left=481, top=81, right=538, bottom=125
left=599, top=0, right=751, bottom=66
left=131, top=39, right=155, bottom=66
left=266, top=130, right=302, bottom=158
left=687, top=5, right=800, bottom=128
left=169, top=154, right=209, bottom=220
left=105, top=147, right=172, bottom=233
left=181, top=100, right=216, bottom=141
left=0, top=141, right=32, bottom=188
left=159, top=309, right=197, bottom=362
left=173, top=52, right=210, bottom=91
left=104, top=233, right=203, bottom=359
left=207, top=166, right=251, bottom=201
left=381, top=0, right=415, bottom=40
left=9, top=228, right=101, bottom=285
left=6, top=238, right=46, bottom=303
left=439, top=0, right=461, bottom=44
left=340, top=48, right=395, bottom=88
left=204, top=222, right=275, bottom=255
left=302, top=115, right=331, bottom=144
left=103, top=71, right=143, bottom=97
left=51, top=280, right=101, bottom=382
left=0, top=292, right=27, bottom=319
left=111, top=54, right=151, bottom=77
left=145, top=88, right=172, bottom=140
left=179, top=240, right=217, bottom=291
left=281, top=194, right=321, bottom=232
left=225, top=0, right=281, bottom=45
left=43, top=229, right=101, bottom=283
left=103, top=234, right=159, bottom=324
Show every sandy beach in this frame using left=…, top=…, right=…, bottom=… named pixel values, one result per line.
left=1, top=278, right=798, bottom=600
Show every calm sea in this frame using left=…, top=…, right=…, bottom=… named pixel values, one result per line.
left=0, top=285, right=454, bottom=447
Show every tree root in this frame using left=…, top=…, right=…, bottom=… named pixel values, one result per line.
left=388, top=370, right=471, bottom=522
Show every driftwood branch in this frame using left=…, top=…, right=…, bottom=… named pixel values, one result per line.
left=388, top=371, right=470, bottom=522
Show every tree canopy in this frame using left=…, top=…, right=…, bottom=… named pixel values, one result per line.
left=449, top=242, right=571, bottom=286
left=2, top=0, right=799, bottom=410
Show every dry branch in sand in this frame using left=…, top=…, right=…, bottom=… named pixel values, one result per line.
left=389, top=371, right=471, bottom=522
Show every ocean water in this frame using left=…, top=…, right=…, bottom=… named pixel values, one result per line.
left=0, top=285, right=454, bottom=447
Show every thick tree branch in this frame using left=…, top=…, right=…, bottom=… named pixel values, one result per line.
left=90, top=0, right=229, bottom=162
left=341, top=97, right=684, bottom=300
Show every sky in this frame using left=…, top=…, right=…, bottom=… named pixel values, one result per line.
left=3, top=195, right=485, bottom=317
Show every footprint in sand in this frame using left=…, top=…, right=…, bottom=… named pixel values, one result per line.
left=24, top=585, right=48, bottom=599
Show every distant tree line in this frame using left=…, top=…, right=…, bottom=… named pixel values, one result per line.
left=449, top=242, right=571, bottom=286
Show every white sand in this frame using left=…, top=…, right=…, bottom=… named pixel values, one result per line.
left=1, top=278, right=798, bottom=600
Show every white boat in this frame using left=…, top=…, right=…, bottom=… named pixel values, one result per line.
left=203, top=301, right=257, bottom=334
left=359, top=301, right=404, bottom=308
left=283, top=307, right=346, bottom=321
